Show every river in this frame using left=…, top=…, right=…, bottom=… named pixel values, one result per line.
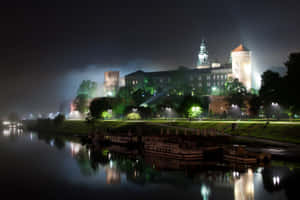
left=0, top=128, right=299, bottom=200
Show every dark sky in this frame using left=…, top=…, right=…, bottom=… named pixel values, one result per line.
left=0, top=0, right=299, bottom=117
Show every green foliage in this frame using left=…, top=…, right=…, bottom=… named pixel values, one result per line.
left=114, top=86, right=135, bottom=117
left=224, top=77, right=247, bottom=96
left=101, top=111, right=112, bottom=120
left=187, top=105, right=202, bottom=118
left=224, top=78, right=248, bottom=109
left=77, top=80, right=98, bottom=99
left=126, top=112, right=141, bottom=120
left=177, top=95, right=203, bottom=117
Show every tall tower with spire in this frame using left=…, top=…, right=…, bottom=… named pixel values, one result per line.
left=197, top=39, right=209, bottom=69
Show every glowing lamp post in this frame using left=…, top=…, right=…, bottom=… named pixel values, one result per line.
left=271, top=102, right=280, bottom=120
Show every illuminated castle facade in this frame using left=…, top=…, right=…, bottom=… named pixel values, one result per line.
left=231, top=44, right=252, bottom=90
left=125, top=41, right=253, bottom=94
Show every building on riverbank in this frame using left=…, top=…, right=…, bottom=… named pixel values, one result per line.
left=125, top=42, right=253, bottom=95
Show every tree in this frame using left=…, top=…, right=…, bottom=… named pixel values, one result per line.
left=284, top=53, right=300, bottom=113
left=224, top=78, right=248, bottom=109
left=224, top=77, right=247, bottom=96
left=259, top=70, right=282, bottom=105
left=248, top=95, right=261, bottom=118
left=74, top=94, right=89, bottom=114
left=89, top=97, right=114, bottom=119
left=259, top=70, right=283, bottom=118
left=114, top=86, right=135, bottom=117
left=77, top=80, right=98, bottom=99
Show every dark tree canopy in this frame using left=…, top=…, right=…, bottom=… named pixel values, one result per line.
left=89, top=97, right=114, bottom=119
left=284, top=53, right=300, bottom=113
left=259, top=70, right=282, bottom=106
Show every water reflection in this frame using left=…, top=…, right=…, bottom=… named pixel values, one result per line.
left=1, top=129, right=299, bottom=200
left=2, top=127, right=23, bottom=137
left=234, top=169, right=254, bottom=200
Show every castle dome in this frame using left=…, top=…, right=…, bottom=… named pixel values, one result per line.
left=232, top=44, right=249, bottom=52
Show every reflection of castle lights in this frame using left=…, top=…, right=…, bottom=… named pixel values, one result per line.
left=3, top=129, right=11, bottom=136
left=273, top=176, right=280, bottom=185
left=234, top=169, right=254, bottom=200
left=201, top=184, right=211, bottom=200
left=70, top=142, right=82, bottom=156
left=109, top=160, right=113, bottom=168
left=50, top=139, right=54, bottom=147
left=2, top=121, right=11, bottom=125
left=233, top=171, right=240, bottom=178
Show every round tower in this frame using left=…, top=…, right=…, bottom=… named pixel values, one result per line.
left=231, top=44, right=252, bottom=90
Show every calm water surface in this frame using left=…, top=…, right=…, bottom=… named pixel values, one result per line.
left=0, top=128, right=299, bottom=200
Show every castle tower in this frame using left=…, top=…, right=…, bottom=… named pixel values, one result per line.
left=231, top=44, right=252, bottom=90
left=197, top=40, right=209, bottom=69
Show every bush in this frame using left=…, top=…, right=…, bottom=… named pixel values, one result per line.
left=126, top=113, right=141, bottom=120
left=54, top=114, right=65, bottom=127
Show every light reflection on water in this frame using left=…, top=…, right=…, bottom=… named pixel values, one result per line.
left=0, top=128, right=298, bottom=200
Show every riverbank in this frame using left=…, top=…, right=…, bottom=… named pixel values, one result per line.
left=24, top=119, right=300, bottom=144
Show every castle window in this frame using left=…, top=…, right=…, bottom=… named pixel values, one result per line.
left=207, top=75, right=210, bottom=80
left=207, top=82, right=211, bottom=87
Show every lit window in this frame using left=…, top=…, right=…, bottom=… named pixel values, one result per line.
left=207, top=75, right=210, bottom=80
left=207, top=82, right=211, bottom=86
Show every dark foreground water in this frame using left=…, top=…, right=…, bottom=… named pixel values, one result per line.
left=0, top=128, right=299, bottom=200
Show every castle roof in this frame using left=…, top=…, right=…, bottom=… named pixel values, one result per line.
left=232, top=44, right=249, bottom=52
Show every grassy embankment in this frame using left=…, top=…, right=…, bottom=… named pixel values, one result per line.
left=24, top=120, right=300, bottom=143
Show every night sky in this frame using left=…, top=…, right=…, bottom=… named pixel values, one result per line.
left=0, top=0, right=299, bottom=116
